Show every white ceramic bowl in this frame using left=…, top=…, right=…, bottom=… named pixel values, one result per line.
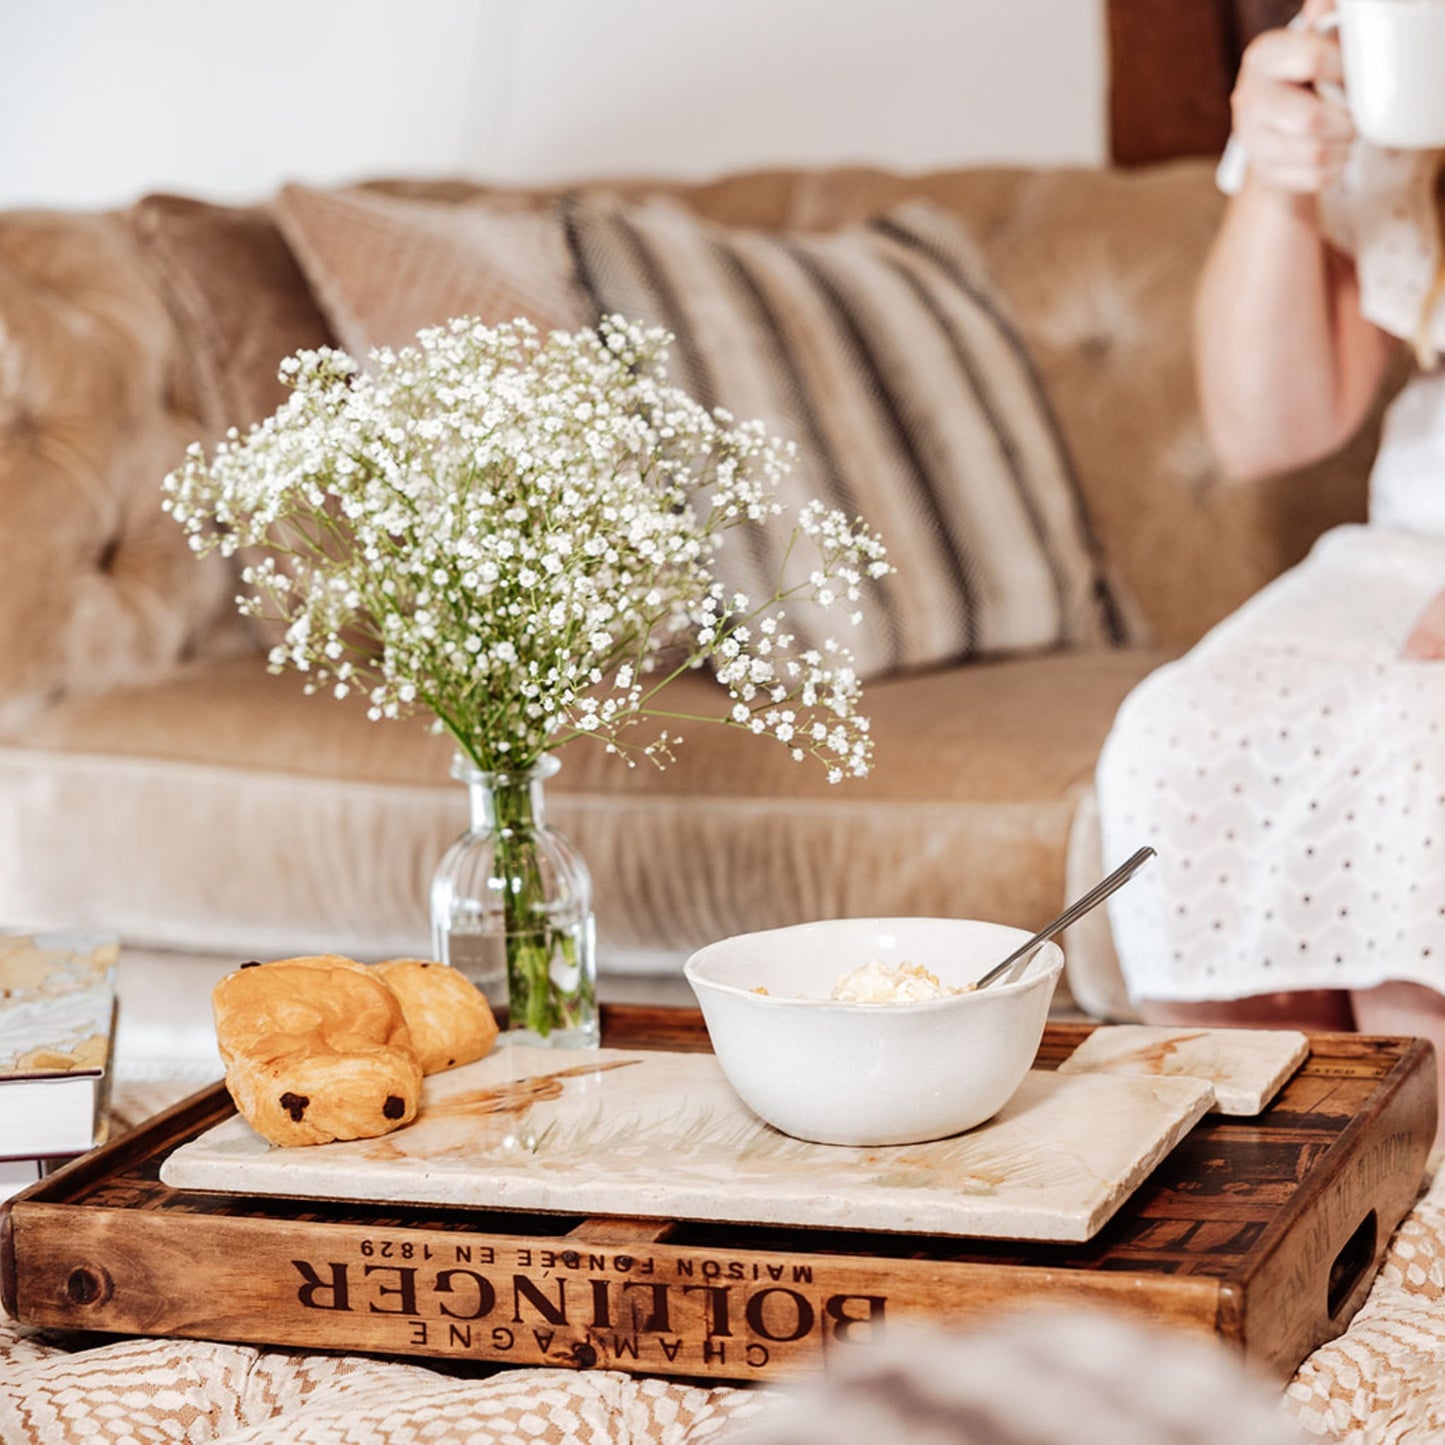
left=684, top=917, right=1063, bottom=1146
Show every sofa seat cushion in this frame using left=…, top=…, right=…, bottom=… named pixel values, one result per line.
left=0, top=650, right=1166, bottom=965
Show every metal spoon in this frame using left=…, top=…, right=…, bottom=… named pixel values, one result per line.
left=972, top=845, right=1157, bottom=991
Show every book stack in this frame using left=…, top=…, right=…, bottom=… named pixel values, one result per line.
left=0, top=928, right=120, bottom=1201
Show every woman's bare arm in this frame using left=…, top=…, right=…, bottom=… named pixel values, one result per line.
left=1195, top=4, right=1399, bottom=481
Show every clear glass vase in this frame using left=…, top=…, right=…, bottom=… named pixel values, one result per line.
left=429, top=753, right=598, bottom=1048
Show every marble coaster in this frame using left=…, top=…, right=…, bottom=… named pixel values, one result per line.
left=1056, top=1026, right=1310, bottom=1115
left=162, top=1046, right=1212, bottom=1243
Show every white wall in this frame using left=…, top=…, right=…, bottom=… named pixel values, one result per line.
left=0, top=0, right=1106, bottom=210
left=2, top=0, right=501, bottom=208
left=494, top=0, right=1106, bottom=183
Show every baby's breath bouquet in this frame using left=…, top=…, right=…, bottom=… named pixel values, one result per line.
left=164, top=315, right=887, bottom=1041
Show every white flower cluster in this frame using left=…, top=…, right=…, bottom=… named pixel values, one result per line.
left=163, top=316, right=889, bottom=781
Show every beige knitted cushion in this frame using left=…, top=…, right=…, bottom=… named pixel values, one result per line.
left=273, top=184, right=589, bottom=362
left=0, top=1320, right=769, bottom=1444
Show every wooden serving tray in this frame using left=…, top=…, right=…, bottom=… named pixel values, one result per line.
left=1, top=1008, right=1435, bottom=1384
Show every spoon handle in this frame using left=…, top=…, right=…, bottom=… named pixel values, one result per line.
left=973, top=845, right=1157, bottom=990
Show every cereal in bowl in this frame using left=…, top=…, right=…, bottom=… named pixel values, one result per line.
left=829, top=959, right=974, bottom=1003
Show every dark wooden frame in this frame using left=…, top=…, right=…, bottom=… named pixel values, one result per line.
left=1108, top=0, right=1301, bottom=164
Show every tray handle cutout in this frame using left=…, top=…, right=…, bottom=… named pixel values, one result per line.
left=1328, top=1210, right=1378, bottom=1319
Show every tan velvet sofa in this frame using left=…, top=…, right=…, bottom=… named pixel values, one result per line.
left=0, top=161, right=1386, bottom=1003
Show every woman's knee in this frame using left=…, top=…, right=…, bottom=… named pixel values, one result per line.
left=1351, top=981, right=1445, bottom=1033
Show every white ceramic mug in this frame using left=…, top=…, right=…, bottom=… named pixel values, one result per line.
left=1315, top=0, right=1445, bottom=148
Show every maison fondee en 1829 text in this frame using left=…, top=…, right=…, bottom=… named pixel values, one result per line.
left=288, top=1233, right=889, bottom=1373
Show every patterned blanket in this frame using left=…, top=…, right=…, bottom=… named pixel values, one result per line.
left=4, top=1084, right=1445, bottom=1443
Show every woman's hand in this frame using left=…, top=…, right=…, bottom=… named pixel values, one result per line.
left=1232, top=0, right=1354, bottom=194
left=1193, top=0, right=1397, bottom=483
left=1403, top=588, right=1445, bottom=659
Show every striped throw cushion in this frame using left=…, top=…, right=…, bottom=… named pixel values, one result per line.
left=559, top=193, right=1128, bottom=678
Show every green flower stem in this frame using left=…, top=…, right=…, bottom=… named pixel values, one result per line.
left=488, top=773, right=593, bottom=1039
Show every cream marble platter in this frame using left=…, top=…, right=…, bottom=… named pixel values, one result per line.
left=1058, top=1026, right=1310, bottom=1115
left=161, top=1045, right=1214, bottom=1244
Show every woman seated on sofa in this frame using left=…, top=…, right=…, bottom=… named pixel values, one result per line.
left=1096, top=0, right=1445, bottom=1128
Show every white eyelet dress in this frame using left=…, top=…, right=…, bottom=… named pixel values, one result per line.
left=1096, top=140, right=1445, bottom=1002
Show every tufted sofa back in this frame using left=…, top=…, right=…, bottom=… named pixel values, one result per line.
left=0, top=162, right=1383, bottom=725
left=0, top=210, right=236, bottom=727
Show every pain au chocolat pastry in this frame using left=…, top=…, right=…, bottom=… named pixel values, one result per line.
left=212, top=953, right=500, bottom=1146
left=373, top=957, right=499, bottom=1074
left=213, top=954, right=424, bottom=1147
